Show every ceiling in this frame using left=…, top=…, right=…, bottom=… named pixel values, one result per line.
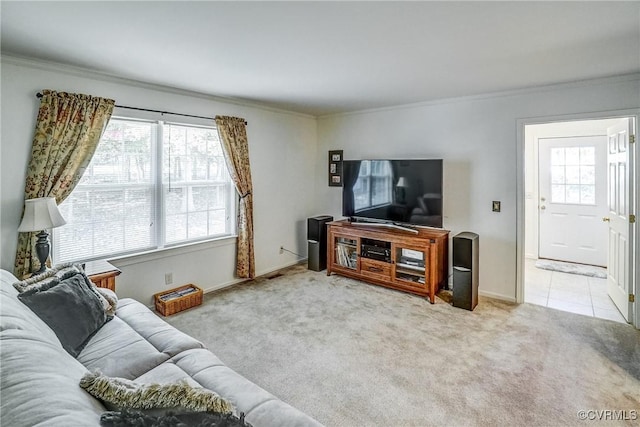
left=2, top=1, right=639, bottom=116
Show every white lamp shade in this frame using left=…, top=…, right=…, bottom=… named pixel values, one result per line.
left=17, top=197, right=67, bottom=232
left=396, top=177, right=409, bottom=188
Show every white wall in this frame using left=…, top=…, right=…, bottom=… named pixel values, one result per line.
left=0, top=57, right=318, bottom=304
left=316, top=76, right=640, bottom=301
left=2, top=56, right=638, bottom=305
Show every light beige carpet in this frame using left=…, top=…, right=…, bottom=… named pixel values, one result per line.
left=165, top=264, right=640, bottom=426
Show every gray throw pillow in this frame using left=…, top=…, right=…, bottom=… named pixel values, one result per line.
left=18, top=272, right=107, bottom=357
left=14, top=263, right=111, bottom=316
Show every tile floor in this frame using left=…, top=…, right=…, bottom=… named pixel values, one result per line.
left=524, top=258, right=627, bottom=324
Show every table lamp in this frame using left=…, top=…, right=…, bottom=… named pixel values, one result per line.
left=396, top=177, right=408, bottom=204
left=18, top=197, right=67, bottom=274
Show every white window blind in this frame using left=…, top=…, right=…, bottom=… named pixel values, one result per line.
left=163, top=123, right=234, bottom=243
left=53, top=118, right=236, bottom=263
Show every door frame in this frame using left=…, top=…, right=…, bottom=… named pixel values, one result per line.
left=516, top=109, right=639, bottom=328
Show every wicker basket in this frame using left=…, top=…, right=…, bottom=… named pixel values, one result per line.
left=154, top=284, right=203, bottom=316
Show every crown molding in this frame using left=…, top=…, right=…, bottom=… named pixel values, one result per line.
left=0, top=53, right=316, bottom=121
left=318, top=73, right=640, bottom=120
left=3, top=53, right=638, bottom=121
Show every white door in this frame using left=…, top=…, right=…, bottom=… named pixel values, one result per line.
left=606, top=118, right=634, bottom=322
left=538, top=136, right=608, bottom=266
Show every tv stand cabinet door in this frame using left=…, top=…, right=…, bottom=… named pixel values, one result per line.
left=328, top=230, right=360, bottom=274
left=392, top=243, right=429, bottom=292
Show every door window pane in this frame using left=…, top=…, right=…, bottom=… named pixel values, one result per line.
left=580, top=166, right=595, bottom=185
left=551, top=185, right=565, bottom=203
left=566, top=185, right=580, bottom=204
left=580, top=147, right=595, bottom=165
left=551, top=166, right=565, bottom=184
left=551, top=148, right=565, bottom=165
left=565, top=166, right=580, bottom=184
left=580, top=185, right=595, bottom=204
left=565, top=147, right=580, bottom=165
left=548, top=146, right=597, bottom=205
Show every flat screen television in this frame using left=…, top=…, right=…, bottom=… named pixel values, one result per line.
left=342, top=159, right=443, bottom=228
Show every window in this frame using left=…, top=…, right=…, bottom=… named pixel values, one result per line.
left=550, top=146, right=596, bottom=205
left=353, top=160, right=393, bottom=211
left=53, top=118, right=236, bottom=263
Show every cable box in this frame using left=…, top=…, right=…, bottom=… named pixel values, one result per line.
left=361, top=245, right=391, bottom=262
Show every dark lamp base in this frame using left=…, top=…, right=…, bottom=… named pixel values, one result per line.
left=33, top=230, right=50, bottom=275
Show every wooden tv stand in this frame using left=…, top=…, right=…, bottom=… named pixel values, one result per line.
left=327, top=220, right=449, bottom=303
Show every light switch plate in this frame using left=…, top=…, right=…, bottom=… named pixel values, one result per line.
left=492, top=201, right=501, bottom=212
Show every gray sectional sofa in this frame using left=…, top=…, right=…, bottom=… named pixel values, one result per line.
left=0, top=269, right=321, bottom=427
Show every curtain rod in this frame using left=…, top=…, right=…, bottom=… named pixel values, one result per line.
left=35, top=92, right=247, bottom=125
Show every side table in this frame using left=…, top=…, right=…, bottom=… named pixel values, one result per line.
left=84, top=260, right=121, bottom=292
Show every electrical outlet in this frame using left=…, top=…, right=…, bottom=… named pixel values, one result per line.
left=279, top=246, right=284, bottom=254
left=164, top=273, right=173, bottom=285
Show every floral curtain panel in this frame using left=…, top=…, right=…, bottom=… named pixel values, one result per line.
left=14, top=90, right=115, bottom=278
left=215, top=116, right=255, bottom=279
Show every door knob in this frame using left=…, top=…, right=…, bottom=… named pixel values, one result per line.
left=602, top=217, right=610, bottom=222
left=540, top=197, right=546, bottom=202
left=540, top=205, right=546, bottom=210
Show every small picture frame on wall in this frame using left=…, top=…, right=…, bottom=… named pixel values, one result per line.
left=328, top=150, right=343, bottom=187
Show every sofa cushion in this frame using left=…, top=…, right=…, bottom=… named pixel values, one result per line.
left=80, top=371, right=233, bottom=414
left=134, top=360, right=204, bottom=386
left=115, top=299, right=205, bottom=355
left=18, top=272, right=107, bottom=357
left=78, top=315, right=172, bottom=379
left=167, top=349, right=323, bottom=427
left=78, top=299, right=204, bottom=379
left=0, top=329, right=104, bottom=426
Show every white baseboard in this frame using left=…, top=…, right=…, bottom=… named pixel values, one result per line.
left=149, top=259, right=518, bottom=308
left=200, top=258, right=307, bottom=295
left=255, top=258, right=307, bottom=278
left=201, top=278, right=245, bottom=295
left=479, top=289, right=516, bottom=303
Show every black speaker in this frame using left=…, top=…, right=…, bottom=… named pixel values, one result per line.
left=453, top=232, right=479, bottom=311
left=308, top=215, right=333, bottom=271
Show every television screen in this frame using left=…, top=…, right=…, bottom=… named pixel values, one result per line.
left=342, top=159, right=443, bottom=228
